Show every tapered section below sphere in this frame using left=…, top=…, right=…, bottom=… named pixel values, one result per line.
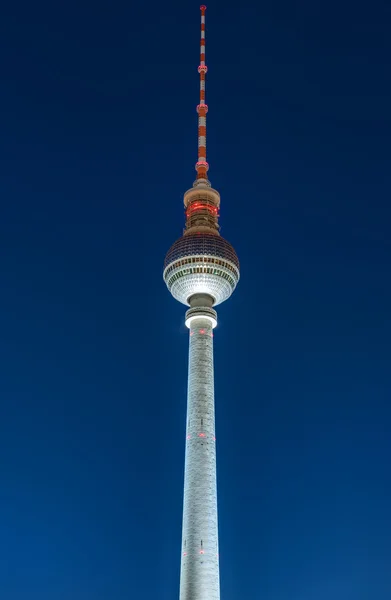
left=180, top=315, right=220, bottom=600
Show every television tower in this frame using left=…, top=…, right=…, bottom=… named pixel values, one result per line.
left=163, top=6, right=240, bottom=600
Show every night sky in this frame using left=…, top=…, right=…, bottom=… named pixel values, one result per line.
left=0, top=0, right=390, bottom=598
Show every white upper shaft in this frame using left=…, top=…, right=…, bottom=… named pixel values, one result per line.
left=180, top=315, right=220, bottom=600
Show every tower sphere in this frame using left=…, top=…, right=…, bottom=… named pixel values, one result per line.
left=163, top=232, right=240, bottom=306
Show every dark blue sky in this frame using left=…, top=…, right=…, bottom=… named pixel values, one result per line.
left=0, top=0, right=390, bottom=598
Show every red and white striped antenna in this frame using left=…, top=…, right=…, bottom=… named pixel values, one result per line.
left=195, top=5, right=209, bottom=186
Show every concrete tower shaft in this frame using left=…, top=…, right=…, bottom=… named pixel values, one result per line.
left=180, top=312, right=220, bottom=600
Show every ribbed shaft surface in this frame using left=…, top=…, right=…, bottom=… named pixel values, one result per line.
left=180, top=316, right=220, bottom=600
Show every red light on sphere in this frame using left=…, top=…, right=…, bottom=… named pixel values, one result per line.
left=187, top=203, right=217, bottom=217
left=183, top=552, right=187, bottom=556
left=200, top=550, right=205, bottom=555
left=199, top=329, right=206, bottom=334
left=187, top=434, right=191, bottom=440
left=198, top=433, right=206, bottom=438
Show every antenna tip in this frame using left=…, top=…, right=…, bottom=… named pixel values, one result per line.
left=200, top=5, right=207, bottom=11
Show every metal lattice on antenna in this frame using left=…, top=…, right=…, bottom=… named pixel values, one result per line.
left=195, top=5, right=209, bottom=184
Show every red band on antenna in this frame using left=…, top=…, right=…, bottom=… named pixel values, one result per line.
left=196, top=6, right=208, bottom=181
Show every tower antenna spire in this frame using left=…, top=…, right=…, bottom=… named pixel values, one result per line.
left=195, top=5, right=209, bottom=186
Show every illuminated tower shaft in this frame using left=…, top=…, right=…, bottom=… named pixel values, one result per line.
left=181, top=307, right=219, bottom=600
